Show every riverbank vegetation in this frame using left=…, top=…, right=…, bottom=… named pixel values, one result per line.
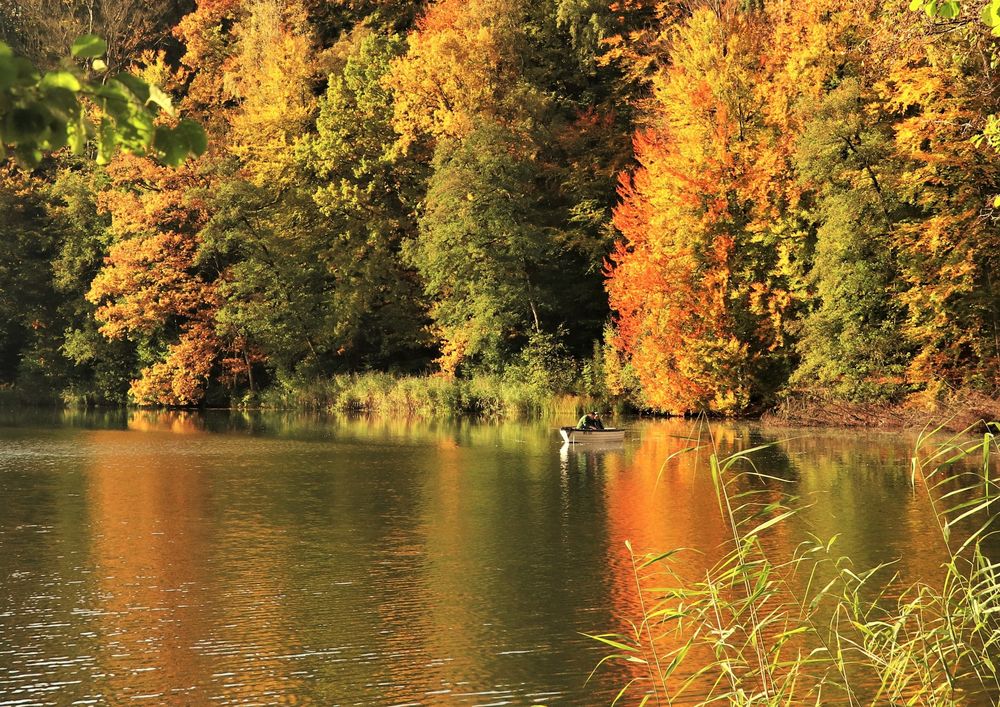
left=257, top=371, right=589, bottom=417
left=592, top=422, right=1000, bottom=703
left=0, top=0, right=998, bottom=418
left=764, top=390, right=1000, bottom=432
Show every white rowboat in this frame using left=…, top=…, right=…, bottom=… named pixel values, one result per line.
left=560, top=427, right=625, bottom=444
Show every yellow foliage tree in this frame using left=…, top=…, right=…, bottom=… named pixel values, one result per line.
left=385, top=0, right=530, bottom=152
left=225, top=0, right=319, bottom=185
left=878, top=25, right=1000, bottom=389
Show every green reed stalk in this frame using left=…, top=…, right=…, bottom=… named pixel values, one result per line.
left=589, top=419, right=1000, bottom=705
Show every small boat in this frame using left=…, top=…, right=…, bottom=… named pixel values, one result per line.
left=560, top=426, right=626, bottom=444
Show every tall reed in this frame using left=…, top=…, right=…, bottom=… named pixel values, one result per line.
left=258, top=371, right=590, bottom=419
left=589, top=421, right=1000, bottom=705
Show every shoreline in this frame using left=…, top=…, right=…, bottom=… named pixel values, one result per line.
left=2, top=384, right=997, bottom=435
left=762, top=392, right=1000, bottom=434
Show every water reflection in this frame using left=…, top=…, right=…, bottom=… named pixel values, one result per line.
left=0, top=413, right=992, bottom=704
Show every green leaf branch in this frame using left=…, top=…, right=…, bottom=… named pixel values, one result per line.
left=0, top=34, right=207, bottom=168
left=910, top=0, right=1000, bottom=32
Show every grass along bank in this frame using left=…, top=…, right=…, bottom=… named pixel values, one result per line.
left=256, top=372, right=601, bottom=419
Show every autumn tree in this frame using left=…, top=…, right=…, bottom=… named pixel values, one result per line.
left=197, top=178, right=331, bottom=388
left=386, top=0, right=541, bottom=152
left=606, top=4, right=802, bottom=413
left=165, top=0, right=324, bottom=395
left=787, top=2, right=1000, bottom=398
left=87, top=155, right=226, bottom=406
left=6, top=0, right=999, bottom=412
left=879, top=15, right=1000, bottom=391
left=224, top=0, right=318, bottom=185
left=49, top=164, right=140, bottom=403
left=172, top=0, right=245, bottom=117
left=0, top=0, right=193, bottom=72
left=779, top=2, right=914, bottom=400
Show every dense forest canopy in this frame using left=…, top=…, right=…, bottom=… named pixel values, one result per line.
left=0, top=0, right=998, bottom=413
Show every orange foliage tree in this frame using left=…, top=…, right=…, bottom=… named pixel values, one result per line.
left=173, top=0, right=246, bottom=115
left=89, top=0, right=327, bottom=404
left=87, top=155, right=232, bottom=406
left=606, top=5, right=804, bottom=413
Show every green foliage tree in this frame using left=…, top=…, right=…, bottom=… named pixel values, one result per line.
left=407, top=121, right=556, bottom=374
left=0, top=162, right=137, bottom=404
left=792, top=80, right=912, bottom=400
left=198, top=177, right=336, bottom=385
left=0, top=168, right=62, bottom=392
left=520, top=1, right=632, bottom=356
left=301, top=29, right=430, bottom=368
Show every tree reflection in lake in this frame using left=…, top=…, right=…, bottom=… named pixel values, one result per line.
left=0, top=412, right=990, bottom=704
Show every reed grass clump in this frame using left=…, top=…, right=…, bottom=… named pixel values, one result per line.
left=590, top=421, right=1000, bottom=705
left=258, top=371, right=587, bottom=418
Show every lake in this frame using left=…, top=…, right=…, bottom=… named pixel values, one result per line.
left=0, top=411, right=990, bottom=705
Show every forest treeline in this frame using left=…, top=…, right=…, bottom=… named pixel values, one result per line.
left=0, top=0, right=998, bottom=414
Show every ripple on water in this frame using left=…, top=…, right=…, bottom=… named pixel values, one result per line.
left=2, top=416, right=991, bottom=704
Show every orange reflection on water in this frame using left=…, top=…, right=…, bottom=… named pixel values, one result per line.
left=84, top=428, right=214, bottom=702
left=205, top=504, right=308, bottom=705
left=586, top=424, right=983, bottom=704
left=84, top=427, right=308, bottom=704
left=127, top=410, right=206, bottom=434
left=589, top=426, right=732, bottom=700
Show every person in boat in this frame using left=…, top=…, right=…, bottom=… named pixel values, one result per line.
left=577, top=411, right=604, bottom=430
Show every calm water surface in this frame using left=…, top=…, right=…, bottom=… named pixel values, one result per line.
left=0, top=412, right=986, bottom=705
